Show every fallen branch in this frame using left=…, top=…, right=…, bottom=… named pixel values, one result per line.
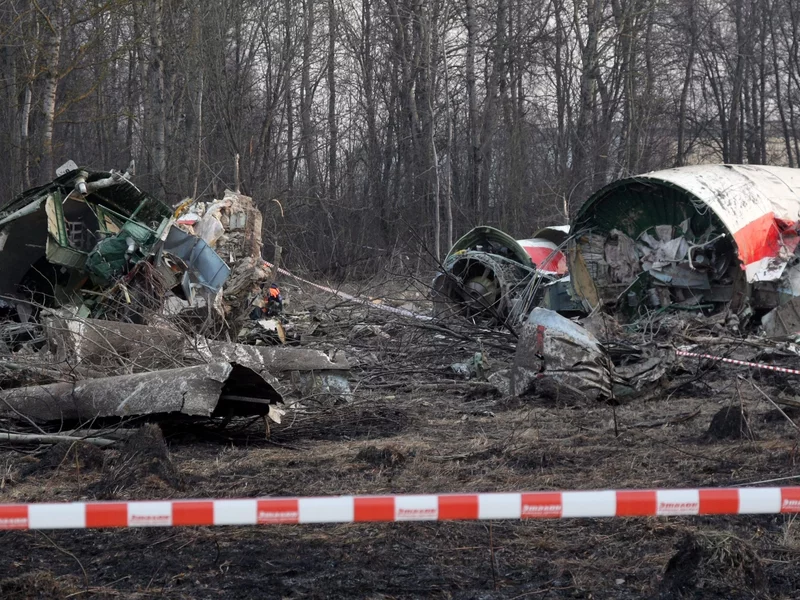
left=0, top=431, right=118, bottom=446
left=744, top=376, right=800, bottom=432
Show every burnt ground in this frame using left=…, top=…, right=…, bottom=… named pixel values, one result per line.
left=1, top=279, right=800, bottom=599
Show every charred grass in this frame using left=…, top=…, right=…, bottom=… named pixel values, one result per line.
left=1, top=284, right=800, bottom=598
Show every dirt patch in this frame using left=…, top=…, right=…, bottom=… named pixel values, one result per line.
left=93, top=424, right=183, bottom=499
left=506, top=446, right=566, bottom=473
left=658, top=532, right=766, bottom=599
left=271, top=402, right=411, bottom=442
left=354, top=445, right=406, bottom=469
left=0, top=571, right=81, bottom=600
left=762, top=405, right=800, bottom=425
left=20, top=441, right=105, bottom=478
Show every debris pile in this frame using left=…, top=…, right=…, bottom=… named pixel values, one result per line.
left=430, top=165, right=800, bottom=407
left=0, top=164, right=350, bottom=440
left=0, top=162, right=230, bottom=328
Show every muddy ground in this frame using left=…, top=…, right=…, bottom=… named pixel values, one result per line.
left=1, top=279, right=800, bottom=599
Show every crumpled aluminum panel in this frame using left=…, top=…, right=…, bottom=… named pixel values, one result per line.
left=511, top=307, right=613, bottom=401
left=160, top=227, right=231, bottom=292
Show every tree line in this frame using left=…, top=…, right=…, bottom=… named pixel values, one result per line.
left=0, top=0, right=797, bottom=274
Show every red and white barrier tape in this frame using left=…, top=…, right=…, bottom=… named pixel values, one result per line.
left=264, top=261, right=433, bottom=322
left=676, top=350, right=800, bottom=376
left=2, top=488, right=800, bottom=530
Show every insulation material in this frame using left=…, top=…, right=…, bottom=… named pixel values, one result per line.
left=193, top=201, right=227, bottom=248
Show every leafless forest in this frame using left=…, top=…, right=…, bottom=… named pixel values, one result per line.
left=1, top=0, right=799, bottom=272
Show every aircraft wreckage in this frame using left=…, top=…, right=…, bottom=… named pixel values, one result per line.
left=436, top=164, right=800, bottom=402
left=431, top=224, right=579, bottom=325
left=0, top=162, right=228, bottom=322
left=435, top=164, right=800, bottom=338
left=0, top=163, right=350, bottom=427
left=570, top=164, right=800, bottom=337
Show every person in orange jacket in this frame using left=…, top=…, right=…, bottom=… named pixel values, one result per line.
left=249, top=282, right=283, bottom=319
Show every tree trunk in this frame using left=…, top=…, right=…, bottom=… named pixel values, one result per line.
left=149, top=0, right=167, bottom=196
left=285, top=0, right=296, bottom=192
left=465, top=0, right=479, bottom=216
left=301, top=0, right=320, bottom=195
left=327, top=0, right=337, bottom=202
left=676, top=0, right=697, bottom=166
left=441, top=3, right=453, bottom=250
left=728, top=0, right=746, bottom=164
left=40, top=1, right=63, bottom=182
left=572, top=0, right=600, bottom=206
left=770, top=0, right=793, bottom=167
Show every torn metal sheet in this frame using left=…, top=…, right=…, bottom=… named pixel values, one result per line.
left=159, top=227, right=230, bottom=293
left=43, top=314, right=350, bottom=377
left=517, top=239, right=568, bottom=275
left=762, top=295, right=800, bottom=338
left=510, top=308, right=613, bottom=402
left=540, top=276, right=585, bottom=315
left=608, top=345, right=673, bottom=400
left=570, top=165, right=800, bottom=327
left=532, top=225, right=571, bottom=247
left=0, top=362, right=283, bottom=423
left=193, top=340, right=350, bottom=373
left=432, top=226, right=572, bottom=325
left=194, top=341, right=352, bottom=404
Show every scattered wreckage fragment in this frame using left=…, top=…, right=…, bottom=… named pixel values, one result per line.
left=569, top=164, right=800, bottom=336
left=0, top=311, right=355, bottom=425
left=0, top=164, right=352, bottom=428
left=0, top=362, right=283, bottom=423
left=432, top=225, right=582, bottom=326
left=43, top=313, right=351, bottom=409
left=511, top=308, right=613, bottom=402
left=509, top=308, right=673, bottom=403
left=173, top=189, right=271, bottom=326
left=0, top=166, right=302, bottom=427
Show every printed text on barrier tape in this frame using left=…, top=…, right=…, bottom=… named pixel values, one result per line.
left=2, top=488, right=800, bottom=530
left=676, top=350, right=800, bottom=376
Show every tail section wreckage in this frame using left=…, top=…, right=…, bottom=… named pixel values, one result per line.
left=569, top=164, right=800, bottom=337
left=434, top=165, right=800, bottom=338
